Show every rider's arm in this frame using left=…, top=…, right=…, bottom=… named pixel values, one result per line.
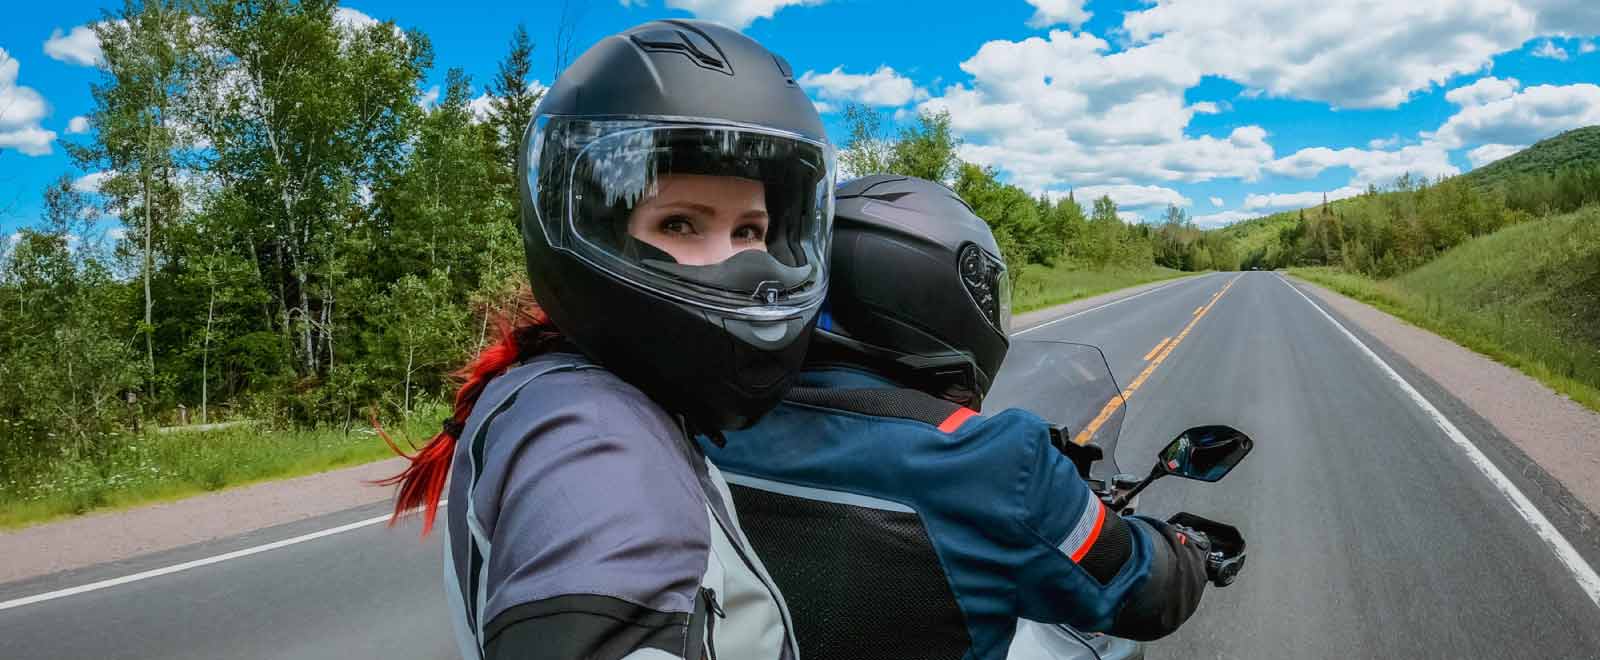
left=466, top=376, right=710, bottom=660
left=1002, top=412, right=1210, bottom=641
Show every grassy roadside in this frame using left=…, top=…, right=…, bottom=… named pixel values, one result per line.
left=1286, top=257, right=1600, bottom=413
left=1012, top=264, right=1191, bottom=313
left=0, top=402, right=446, bottom=530
left=0, top=267, right=1203, bottom=530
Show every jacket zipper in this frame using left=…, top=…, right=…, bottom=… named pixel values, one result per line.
left=700, top=587, right=726, bottom=660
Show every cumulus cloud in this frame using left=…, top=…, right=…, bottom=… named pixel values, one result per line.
left=1445, top=77, right=1521, bottom=106
left=1024, top=0, right=1092, bottom=29
left=1266, top=143, right=1458, bottom=187
left=468, top=93, right=495, bottom=123
left=1431, top=83, right=1600, bottom=149
left=799, top=65, right=928, bottom=107
left=1243, top=186, right=1363, bottom=211
left=44, top=25, right=103, bottom=67
left=333, top=7, right=379, bottom=31
left=73, top=171, right=114, bottom=194
left=1123, top=0, right=1539, bottom=109
left=1526, top=0, right=1600, bottom=36
left=665, top=0, right=826, bottom=30
left=1191, top=210, right=1256, bottom=228
left=66, top=116, right=91, bottom=134
left=1209, top=196, right=1224, bottom=207
left=1467, top=143, right=1526, bottom=167
left=1532, top=40, right=1569, bottom=60
left=1583, top=41, right=1598, bottom=54
left=418, top=85, right=440, bottom=110
left=0, top=48, right=57, bottom=156
left=1074, top=184, right=1191, bottom=210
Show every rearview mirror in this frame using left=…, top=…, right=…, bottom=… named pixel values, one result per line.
left=1157, top=425, right=1253, bottom=482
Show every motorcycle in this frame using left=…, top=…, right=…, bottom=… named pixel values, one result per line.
left=987, top=340, right=1252, bottom=660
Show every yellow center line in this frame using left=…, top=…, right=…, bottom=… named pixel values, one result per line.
left=1072, top=275, right=1240, bottom=446
left=1142, top=337, right=1173, bottom=361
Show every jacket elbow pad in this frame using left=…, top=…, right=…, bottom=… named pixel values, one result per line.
left=1106, top=517, right=1208, bottom=641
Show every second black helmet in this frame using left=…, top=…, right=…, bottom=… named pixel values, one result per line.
left=813, top=174, right=1011, bottom=409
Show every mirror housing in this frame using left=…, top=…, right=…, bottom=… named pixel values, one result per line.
left=1157, top=425, right=1253, bottom=482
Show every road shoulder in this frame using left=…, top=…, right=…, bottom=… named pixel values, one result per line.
left=0, top=457, right=406, bottom=584
left=1290, top=276, right=1600, bottom=536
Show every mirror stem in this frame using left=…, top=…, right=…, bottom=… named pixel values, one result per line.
left=1109, top=466, right=1164, bottom=511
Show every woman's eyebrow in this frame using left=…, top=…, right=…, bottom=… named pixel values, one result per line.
left=740, top=209, right=770, bottom=220
left=655, top=201, right=717, bottom=215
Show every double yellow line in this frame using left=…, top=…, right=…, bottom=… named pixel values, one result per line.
left=1071, top=275, right=1241, bottom=446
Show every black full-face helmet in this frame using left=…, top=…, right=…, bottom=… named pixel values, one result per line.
left=518, top=20, right=836, bottom=431
left=812, top=175, right=1011, bottom=409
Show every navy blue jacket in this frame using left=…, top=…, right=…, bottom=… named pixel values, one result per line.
left=704, top=367, right=1179, bottom=660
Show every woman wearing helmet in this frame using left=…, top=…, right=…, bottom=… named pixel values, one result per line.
left=704, top=175, right=1215, bottom=660
left=382, top=20, right=833, bottom=660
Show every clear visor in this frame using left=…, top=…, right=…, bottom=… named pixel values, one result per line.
left=530, top=118, right=835, bottom=313
left=960, top=243, right=1011, bottom=334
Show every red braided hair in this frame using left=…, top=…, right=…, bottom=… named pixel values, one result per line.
left=376, top=286, right=563, bottom=535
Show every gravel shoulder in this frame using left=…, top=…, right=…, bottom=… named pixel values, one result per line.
left=0, top=457, right=407, bottom=583
left=1293, top=276, right=1600, bottom=519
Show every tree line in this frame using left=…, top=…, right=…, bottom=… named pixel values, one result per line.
left=1233, top=163, right=1600, bottom=276
left=0, top=1, right=1229, bottom=478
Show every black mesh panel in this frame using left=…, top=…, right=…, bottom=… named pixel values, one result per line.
left=729, top=483, right=971, bottom=660
left=1079, top=513, right=1133, bottom=585
left=785, top=387, right=963, bottom=427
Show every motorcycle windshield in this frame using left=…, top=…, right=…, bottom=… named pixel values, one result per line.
left=985, top=340, right=1126, bottom=479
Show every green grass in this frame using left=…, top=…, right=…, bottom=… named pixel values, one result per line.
left=1288, top=206, right=1600, bottom=412
left=1012, top=263, right=1193, bottom=314
left=0, top=402, right=448, bottom=530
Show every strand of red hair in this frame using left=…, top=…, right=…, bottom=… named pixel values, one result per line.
left=374, top=286, right=562, bottom=535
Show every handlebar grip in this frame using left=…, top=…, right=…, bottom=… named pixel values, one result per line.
left=1167, top=512, right=1246, bottom=588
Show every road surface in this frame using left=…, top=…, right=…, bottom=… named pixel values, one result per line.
left=4, top=272, right=1599, bottom=659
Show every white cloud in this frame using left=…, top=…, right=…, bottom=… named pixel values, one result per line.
left=1243, top=186, right=1363, bottom=211
left=1123, top=0, right=1540, bottom=109
left=1431, top=83, right=1600, bottom=149
left=1583, top=41, right=1598, bottom=54
left=107, top=227, right=127, bottom=241
left=418, top=85, right=440, bottom=110
left=66, top=116, right=91, bottom=134
left=1209, top=196, right=1224, bottom=207
left=333, top=7, right=379, bottom=31
left=44, top=25, right=103, bottom=67
left=798, top=66, right=928, bottom=107
left=1367, top=135, right=1400, bottom=149
left=73, top=171, right=114, bottom=193
left=664, top=0, right=826, bottom=30
left=1467, top=143, right=1526, bottom=167
left=1190, top=101, right=1221, bottom=115
left=1191, top=210, right=1255, bottom=228
left=1445, top=77, right=1521, bottom=106
left=1267, top=143, right=1458, bottom=187
left=619, top=0, right=648, bottom=6
left=1024, top=0, right=1092, bottom=29
left=0, top=48, right=57, bottom=156
left=1117, top=211, right=1144, bottom=224
left=1526, top=0, right=1600, bottom=36
left=813, top=101, right=835, bottom=114
left=468, top=92, right=495, bottom=124
left=1074, top=184, right=1191, bottom=210
left=1532, top=39, right=1569, bottom=60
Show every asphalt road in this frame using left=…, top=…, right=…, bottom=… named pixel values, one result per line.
left=4, top=271, right=1599, bottom=659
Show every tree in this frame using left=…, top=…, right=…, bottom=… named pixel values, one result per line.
left=890, top=109, right=960, bottom=183
left=488, top=24, right=542, bottom=178
left=838, top=103, right=893, bottom=179
left=68, top=0, right=200, bottom=392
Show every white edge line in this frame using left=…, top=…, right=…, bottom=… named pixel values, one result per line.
left=1011, top=273, right=1212, bottom=337
left=1276, top=274, right=1600, bottom=610
left=0, top=500, right=445, bottom=612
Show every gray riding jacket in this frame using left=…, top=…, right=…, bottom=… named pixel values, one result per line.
left=444, top=352, right=799, bottom=660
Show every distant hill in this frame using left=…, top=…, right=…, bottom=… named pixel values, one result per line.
left=1462, top=125, right=1600, bottom=189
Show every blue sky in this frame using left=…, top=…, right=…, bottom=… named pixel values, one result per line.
left=3, top=0, right=1598, bottom=235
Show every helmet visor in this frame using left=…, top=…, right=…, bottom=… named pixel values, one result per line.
left=530, top=118, right=834, bottom=314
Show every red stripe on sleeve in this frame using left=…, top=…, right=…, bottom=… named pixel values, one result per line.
left=937, top=407, right=978, bottom=433
left=1069, top=502, right=1107, bottom=562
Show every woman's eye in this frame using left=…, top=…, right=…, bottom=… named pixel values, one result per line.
left=660, top=216, right=696, bottom=236
left=734, top=225, right=766, bottom=242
